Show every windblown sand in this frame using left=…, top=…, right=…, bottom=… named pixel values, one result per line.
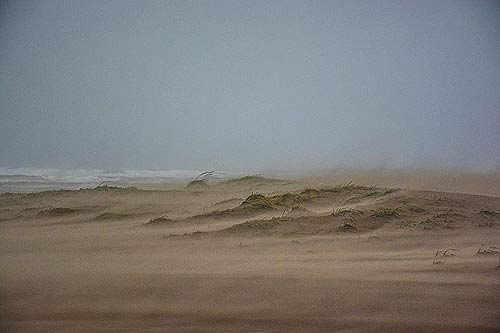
left=1, top=176, right=499, bottom=332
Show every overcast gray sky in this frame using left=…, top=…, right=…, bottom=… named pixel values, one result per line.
left=1, top=0, right=499, bottom=172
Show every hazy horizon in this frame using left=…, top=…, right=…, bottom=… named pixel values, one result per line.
left=1, top=0, right=499, bottom=172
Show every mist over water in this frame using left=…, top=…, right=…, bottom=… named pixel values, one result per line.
left=0, top=167, right=249, bottom=192
left=1, top=1, right=499, bottom=172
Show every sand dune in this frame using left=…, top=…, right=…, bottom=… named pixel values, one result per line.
left=1, top=177, right=499, bottom=331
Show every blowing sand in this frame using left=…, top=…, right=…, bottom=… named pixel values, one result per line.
left=1, top=175, right=499, bottom=332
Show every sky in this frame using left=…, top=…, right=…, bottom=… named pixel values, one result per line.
left=1, top=0, right=499, bottom=172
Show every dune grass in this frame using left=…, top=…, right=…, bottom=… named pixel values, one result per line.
left=370, top=208, right=401, bottom=218
left=239, top=193, right=275, bottom=211
left=479, top=210, right=500, bottom=218
left=332, top=207, right=364, bottom=217
left=38, top=207, right=78, bottom=216
left=146, top=215, right=173, bottom=225
left=186, top=171, right=216, bottom=188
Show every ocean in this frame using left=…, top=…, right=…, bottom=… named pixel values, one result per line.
left=0, top=168, right=243, bottom=193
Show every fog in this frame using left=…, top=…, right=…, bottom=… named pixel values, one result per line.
left=1, top=0, right=499, bottom=172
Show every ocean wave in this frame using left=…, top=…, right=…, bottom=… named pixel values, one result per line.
left=0, top=168, right=243, bottom=184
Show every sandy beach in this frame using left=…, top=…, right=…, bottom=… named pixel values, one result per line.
left=1, top=175, right=499, bottom=332
left=2, top=0, right=500, bottom=331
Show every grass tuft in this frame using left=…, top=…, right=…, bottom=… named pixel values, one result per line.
left=240, top=193, right=275, bottom=211
left=336, top=222, right=358, bottom=232
left=370, top=208, right=401, bottom=218
left=332, top=207, right=364, bottom=217
left=479, top=210, right=500, bottom=218
left=146, top=215, right=173, bottom=225
left=186, top=171, right=216, bottom=188
left=38, top=207, right=78, bottom=216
